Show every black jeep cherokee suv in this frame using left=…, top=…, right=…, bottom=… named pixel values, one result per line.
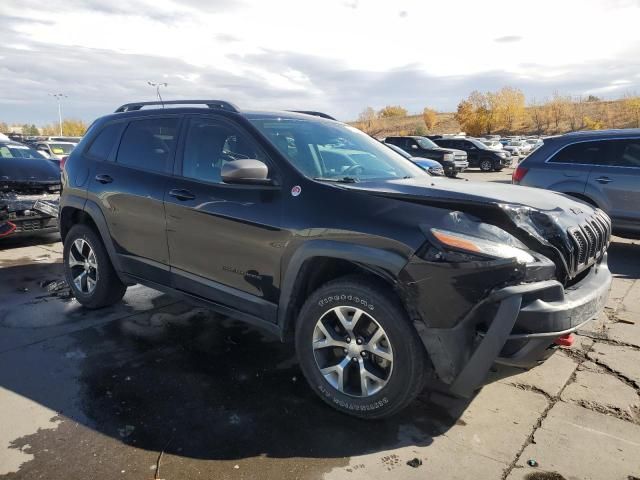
left=59, top=100, right=612, bottom=419
left=385, top=135, right=468, bottom=177
left=434, top=137, right=511, bottom=172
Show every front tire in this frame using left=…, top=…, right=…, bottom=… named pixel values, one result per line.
left=445, top=170, right=458, bottom=178
left=63, top=224, right=127, bottom=309
left=295, top=276, right=428, bottom=419
left=479, top=159, right=493, bottom=172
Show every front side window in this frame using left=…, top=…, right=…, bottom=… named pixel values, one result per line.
left=250, top=118, right=426, bottom=181
left=549, top=140, right=609, bottom=165
left=116, top=118, right=179, bottom=173
left=182, top=117, right=267, bottom=183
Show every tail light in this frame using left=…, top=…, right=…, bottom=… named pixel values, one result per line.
left=512, top=165, right=528, bottom=184
left=59, top=156, right=68, bottom=169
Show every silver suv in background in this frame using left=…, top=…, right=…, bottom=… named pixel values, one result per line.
left=513, top=129, right=640, bottom=236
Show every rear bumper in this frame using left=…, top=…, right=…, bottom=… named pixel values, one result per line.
left=418, top=256, right=611, bottom=398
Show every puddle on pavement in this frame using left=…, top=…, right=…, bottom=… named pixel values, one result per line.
left=71, top=305, right=456, bottom=466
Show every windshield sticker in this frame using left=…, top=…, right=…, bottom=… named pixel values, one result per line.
left=291, top=185, right=302, bottom=197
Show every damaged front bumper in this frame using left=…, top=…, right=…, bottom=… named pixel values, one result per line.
left=408, top=255, right=611, bottom=398
left=0, top=192, right=59, bottom=238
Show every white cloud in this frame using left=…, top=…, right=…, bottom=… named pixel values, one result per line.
left=0, top=0, right=639, bottom=122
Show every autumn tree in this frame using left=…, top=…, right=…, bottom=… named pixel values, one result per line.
left=41, top=119, right=88, bottom=136
left=528, top=99, right=548, bottom=135
left=0, top=122, right=8, bottom=133
left=623, top=94, right=640, bottom=128
left=496, top=87, right=525, bottom=133
left=378, top=105, right=407, bottom=118
left=422, top=107, right=437, bottom=131
left=567, top=96, right=586, bottom=131
left=548, top=92, right=569, bottom=131
left=357, top=107, right=380, bottom=134
left=454, top=97, right=486, bottom=136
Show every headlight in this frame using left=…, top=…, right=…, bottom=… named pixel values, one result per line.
left=428, top=211, right=535, bottom=263
left=497, top=152, right=506, bottom=158
left=443, top=153, right=454, bottom=161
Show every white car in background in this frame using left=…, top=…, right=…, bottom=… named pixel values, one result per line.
left=525, top=138, right=543, bottom=151
left=481, top=139, right=504, bottom=151
left=35, top=141, right=76, bottom=160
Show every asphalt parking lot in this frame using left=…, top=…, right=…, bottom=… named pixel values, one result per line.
left=1, top=168, right=639, bottom=480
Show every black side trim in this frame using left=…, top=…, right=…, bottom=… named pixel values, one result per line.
left=120, top=273, right=280, bottom=338
left=277, top=240, right=409, bottom=336
left=172, top=267, right=278, bottom=324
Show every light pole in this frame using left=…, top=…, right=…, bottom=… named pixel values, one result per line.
left=50, top=93, right=67, bottom=136
left=147, top=81, right=168, bottom=106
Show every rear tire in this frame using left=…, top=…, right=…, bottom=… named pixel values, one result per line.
left=63, top=224, right=127, bottom=309
left=295, top=275, right=429, bottom=419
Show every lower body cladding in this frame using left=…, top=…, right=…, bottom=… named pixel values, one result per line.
left=400, top=255, right=612, bottom=398
left=0, top=192, right=59, bottom=238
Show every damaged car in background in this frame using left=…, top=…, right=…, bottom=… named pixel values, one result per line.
left=0, top=157, right=60, bottom=238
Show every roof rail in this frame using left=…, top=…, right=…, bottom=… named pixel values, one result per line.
left=115, top=100, right=240, bottom=113
left=289, top=110, right=337, bottom=121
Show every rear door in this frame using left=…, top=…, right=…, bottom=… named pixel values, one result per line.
left=88, top=116, right=180, bottom=284
left=586, top=138, right=640, bottom=232
left=164, top=114, right=287, bottom=321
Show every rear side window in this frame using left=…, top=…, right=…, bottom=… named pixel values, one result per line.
left=116, top=118, right=179, bottom=173
left=609, top=139, right=640, bottom=167
left=549, top=140, right=608, bottom=165
left=87, top=123, right=123, bottom=161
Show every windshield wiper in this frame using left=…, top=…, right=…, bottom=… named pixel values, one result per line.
left=313, top=176, right=358, bottom=183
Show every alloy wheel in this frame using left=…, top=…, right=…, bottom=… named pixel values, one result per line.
left=312, top=306, right=393, bottom=397
left=68, top=238, right=98, bottom=294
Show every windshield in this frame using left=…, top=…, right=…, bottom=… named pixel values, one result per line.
left=49, top=143, right=75, bottom=154
left=468, top=138, right=489, bottom=150
left=416, top=137, right=438, bottom=149
left=0, top=144, right=45, bottom=159
left=250, top=118, right=427, bottom=181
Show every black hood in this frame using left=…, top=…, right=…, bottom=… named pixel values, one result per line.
left=0, top=158, right=61, bottom=190
left=341, top=176, right=590, bottom=213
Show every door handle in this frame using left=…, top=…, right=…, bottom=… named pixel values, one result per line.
left=168, top=189, right=196, bottom=201
left=595, top=176, right=612, bottom=184
left=95, top=174, right=113, bottom=184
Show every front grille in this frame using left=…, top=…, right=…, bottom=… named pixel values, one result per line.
left=567, top=211, right=611, bottom=276
left=15, top=219, right=44, bottom=232
left=454, top=154, right=467, bottom=161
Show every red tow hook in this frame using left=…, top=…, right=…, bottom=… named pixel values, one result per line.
left=554, top=333, right=574, bottom=347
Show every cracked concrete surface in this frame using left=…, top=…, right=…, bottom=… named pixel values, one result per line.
left=1, top=171, right=640, bottom=479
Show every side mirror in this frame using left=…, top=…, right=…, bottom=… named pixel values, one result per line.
left=221, top=159, right=272, bottom=185
left=411, top=144, right=418, bottom=150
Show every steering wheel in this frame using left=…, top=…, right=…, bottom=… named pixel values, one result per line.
left=342, top=164, right=364, bottom=176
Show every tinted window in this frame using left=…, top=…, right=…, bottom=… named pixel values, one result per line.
left=87, top=123, right=123, bottom=160
left=609, top=139, right=640, bottom=168
left=182, top=118, right=267, bottom=183
left=549, top=140, right=609, bottom=164
left=116, top=118, right=179, bottom=172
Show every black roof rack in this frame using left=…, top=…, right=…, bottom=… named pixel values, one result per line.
left=289, top=110, right=337, bottom=121
left=115, top=100, right=240, bottom=113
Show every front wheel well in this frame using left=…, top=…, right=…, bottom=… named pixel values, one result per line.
left=282, top=257, right=397, bottom=339
left=59, top=207, right=99, bottom=241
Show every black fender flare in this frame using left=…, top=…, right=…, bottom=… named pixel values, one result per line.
left=61, top=196, right=126, bottom=283
left=277, top=239, right=409, bottom=336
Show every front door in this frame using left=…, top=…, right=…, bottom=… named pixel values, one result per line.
left=164, top=115, right=288, bottom=321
